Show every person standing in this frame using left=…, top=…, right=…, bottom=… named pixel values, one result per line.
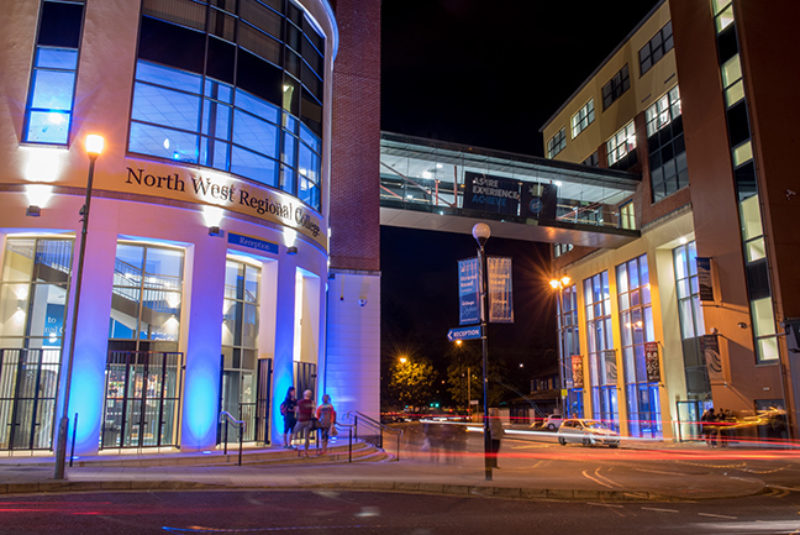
left=280, top=387, right=297, bottom=448
left=293, top=389, right=315, bottom=457
left=315, top=394, right=337, bottom=455
left=488, top=407, right=504, bottom=468
left=701, top=407, right=716, bottom=446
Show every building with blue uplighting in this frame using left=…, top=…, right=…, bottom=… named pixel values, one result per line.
left=0, top=0, right=380, bottom=455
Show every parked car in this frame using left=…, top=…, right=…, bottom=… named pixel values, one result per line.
left=530, top=413, right=563, bottom=431
left=557, top=418, right=620, bottom=448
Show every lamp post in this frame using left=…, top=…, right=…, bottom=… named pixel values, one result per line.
left=54, top=134, right=104, bottom=480
left=472, top=222, right=492, bottom=481
left=549, top=275, right=571, bottom=415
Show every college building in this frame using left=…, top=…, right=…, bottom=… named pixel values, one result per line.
left=542, top=0, right=800, bottom=440
left=0, top=0, right=380, bottom=455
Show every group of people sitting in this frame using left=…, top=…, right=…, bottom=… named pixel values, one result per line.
left=280, top=387, right=337, bottom=457
left=700, top=407, right=735, bottom=446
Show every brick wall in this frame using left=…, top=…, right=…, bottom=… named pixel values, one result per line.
left=329, top=0, right=381, bottom=272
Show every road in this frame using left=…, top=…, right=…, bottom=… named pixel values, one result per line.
left=2, top=489, right=800, bottom=534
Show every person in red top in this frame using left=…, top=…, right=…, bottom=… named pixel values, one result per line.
left=315, top=394, right=337, bottom=455
left=293, top=389, right=315, bottom=457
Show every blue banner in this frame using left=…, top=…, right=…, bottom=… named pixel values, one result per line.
left=488, top=256, right=514, bottom=323
left=458, top=257, right=480, bottom=325
left=228, top=232, right=279, bottom=255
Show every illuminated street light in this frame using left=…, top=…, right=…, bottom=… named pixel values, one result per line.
left=472, top=222, right=492, bottom=482
left=398, top=355, right=408, bottom=365
left=549, top=274, right=571, bottom=415
left=54, top=134, right=104, bottom=480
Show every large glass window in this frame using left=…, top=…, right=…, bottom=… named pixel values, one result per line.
left=547, top=127, right=566, bottom=159
left=712, top=0, right=735, bottom=33
left=721, top=54, right=745, bottom=108
left=23, top=1, right=85, bottom=144
left=606, top=121, right=636, bottom=166
left=557, top=285, right=581, bottom=417
left=584, top=271, right=618, bottom=430
left=616, top=254, right=661, bottom=438
left=221, top=258, right=261, bottom=441
left=571, top=99, right=594, bottom=139
left=673, top=241, right=711, bottom=399
left=108, top=243, right=184, bottom=350
left=0, top=237, right=73, bottom=450
left=129, top=0, right=326, bottom=211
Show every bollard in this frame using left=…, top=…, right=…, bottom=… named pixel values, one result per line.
left=69, top=413, right=78, bottom=468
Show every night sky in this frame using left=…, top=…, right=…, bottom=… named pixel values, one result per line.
left=378, top=1, right=662, bottom=404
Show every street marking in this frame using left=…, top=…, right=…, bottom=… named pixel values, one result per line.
left=592, top=467, right=622, bottom=488
left=587, top=502, right=624, bottom=508
left=698, top=512, right=737, bottom=520
left=641, top=507, right=679, bottom=514
left=581, top=469, right=620, bottom=489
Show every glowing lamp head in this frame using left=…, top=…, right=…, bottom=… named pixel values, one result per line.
left=85, top=134, right=105, bottom=157
left=472, top=222, right=491, bottom=246
left=549, top=279, right=560, bottom=290
left=398, top=356, right=408, bottom=365
left=560, top=275, right=571, bottom=287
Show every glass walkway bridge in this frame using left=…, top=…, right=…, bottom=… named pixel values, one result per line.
left=380, top=132, right=641, bottom=248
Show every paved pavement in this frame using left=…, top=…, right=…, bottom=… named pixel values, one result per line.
left=0, top=432, right=791, bottom=502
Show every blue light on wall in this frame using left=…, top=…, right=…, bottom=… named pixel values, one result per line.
left=182, top=364, right=219, bottom=448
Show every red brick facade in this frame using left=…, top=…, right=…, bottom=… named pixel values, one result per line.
left=329, top=0, right=381, bottom=272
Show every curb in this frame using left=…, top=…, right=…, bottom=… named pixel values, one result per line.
left=0, top=477, right=766, bottom=502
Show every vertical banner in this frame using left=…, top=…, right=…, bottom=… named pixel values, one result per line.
left=462, top=171, right=520, bottom=216
left=571, top=355, right=584, bottom=389
left=696, top=257, right=715, bottom=301
left=458, top=257, right=480, bottom=325
left=700, top=334, right=724, bottom=382
left=603, top=349, right=617, bottom=384
left=644, top=341, right=661, bottom=382
left=487, top=256, right=514, bottom=323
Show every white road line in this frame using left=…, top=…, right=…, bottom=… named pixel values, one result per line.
left=581, top=469, right=617, bottom=489
left=697, top=512, right=737, bottom=520
left=587, top=502, right=624, bottom=508
left=641, top=507, right=679, bottom=513
left=592, top=467, right=623, bottom=488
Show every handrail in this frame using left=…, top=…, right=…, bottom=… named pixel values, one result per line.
left=344, top=410, right=402, bottom=461
left=219, top=411, right=245, bottom=466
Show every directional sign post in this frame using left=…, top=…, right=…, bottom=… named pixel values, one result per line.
left=447, top=325, right=482, bottom=342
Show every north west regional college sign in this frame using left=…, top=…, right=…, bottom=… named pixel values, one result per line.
left=121, top=166, right=324, bottom=248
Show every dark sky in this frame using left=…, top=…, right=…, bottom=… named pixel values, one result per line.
left=381, top=0, right=662, bottom=156
left=377, top=1, right=661, bottom=402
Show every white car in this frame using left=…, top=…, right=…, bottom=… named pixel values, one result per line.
left=557, top=418, right=620, bottom=448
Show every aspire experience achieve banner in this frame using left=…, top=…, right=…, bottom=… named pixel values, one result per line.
left=463, top=171, right=520, bottom=216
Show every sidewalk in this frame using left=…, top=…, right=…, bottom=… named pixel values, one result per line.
left=0, top=439, right=769, bottom=502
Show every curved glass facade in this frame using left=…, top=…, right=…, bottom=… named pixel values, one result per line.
left=128, top=0, right=325, bottom=211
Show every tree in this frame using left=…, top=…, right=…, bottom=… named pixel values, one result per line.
left=388, top=358, right=436, bottom=407
left=445, top=341, right=506, bottom=408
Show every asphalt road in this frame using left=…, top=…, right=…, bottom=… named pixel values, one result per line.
left=2, top=489, right=800, bottom=534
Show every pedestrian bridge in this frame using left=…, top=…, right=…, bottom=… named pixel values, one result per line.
left=379, top=133, right=641, bottom=248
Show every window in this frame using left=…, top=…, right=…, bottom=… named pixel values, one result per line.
left=129, top=0, right=326, bottom=211
left=571, top=99, right=595, bottom=138
left=584, top=271, right=618, bottom=430
left=673, top=241, right=711, bottom=398
left=645, top=86, right=681, bottom=137
left=0, top=237, right=73, bottom=450
left=582, top=151, right=599, bottom=167
left=712, top=0, right=735, bottom=33
left=547, top=127, right=566, bottom=159
left=751, top=297, right=779, bottom=362
left=733, top=140, right=753, bottom=167
left=601, top=64, right=630, bottom=110
left=606, top=121, right=636, bottom=166
left=721, top=54, right=745, bottom=107
left=554, top=243, right=574, bottom=258
left=557, top=284, right=579, bottom=388
left=638, top=21, right=674, bottom=76
left=23, top=1, right=85, bottom=144
left=619, top=201, right=635, bottom=230
left=221, top=258, right=261, bottom=441
left=109, top=242, right=184, bottom=347
left=616, top=255, right=661, bottom=438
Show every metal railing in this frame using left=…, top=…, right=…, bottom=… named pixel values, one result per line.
left=219, top=411, right=245, bottom=466
left=343, top=410, right=402, bottom=461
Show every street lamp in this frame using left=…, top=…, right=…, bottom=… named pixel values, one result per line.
left=549, top=275, right=571, bottom=415
left=54, top=134, right=104, bottom=480
left=472, top=222, right=492, bottom=481
left=398, top=355, right=408, bottom=365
